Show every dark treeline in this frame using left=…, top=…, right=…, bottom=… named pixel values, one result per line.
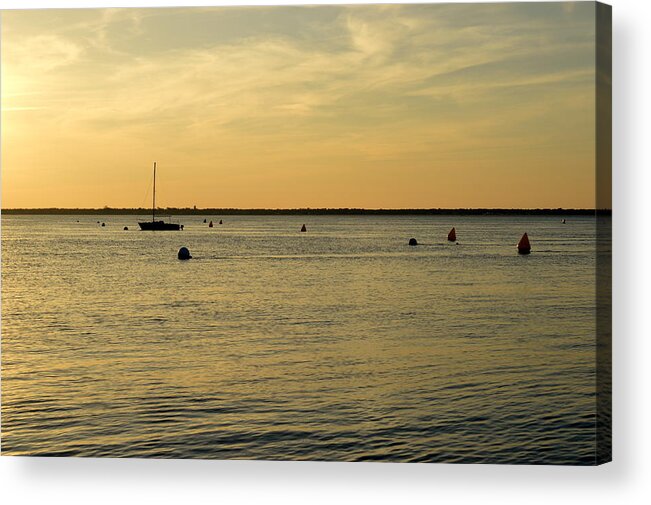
left=3, top=207, right=608, bottom=216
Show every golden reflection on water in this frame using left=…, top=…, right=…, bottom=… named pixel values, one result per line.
left=2, top=215, right=600, bottom=463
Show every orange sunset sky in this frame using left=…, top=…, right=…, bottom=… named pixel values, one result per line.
left=1, top=2, right=609, bottom=209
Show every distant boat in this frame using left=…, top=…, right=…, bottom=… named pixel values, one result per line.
left=138, top=162, right=181, bottom=231
left=448, top=227, right=456, bottom=242
left=517, top=233, right=531, bottom=254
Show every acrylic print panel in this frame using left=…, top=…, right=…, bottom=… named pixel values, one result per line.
left=0, top=1, right=611, bottom=464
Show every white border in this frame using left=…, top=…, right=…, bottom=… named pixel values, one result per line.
left=2, top=1, right=649, bottom=504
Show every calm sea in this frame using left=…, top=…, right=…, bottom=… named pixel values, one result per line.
left=2, top=214, right=606, bottom=464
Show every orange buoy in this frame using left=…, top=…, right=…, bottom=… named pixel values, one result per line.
left=447, top=227, right=456, bottom=242
left=208, top=220, right=213, bottom=228
left=517, top=233, right=531, bottom=254
left=301, top=224, right=307, bottom=232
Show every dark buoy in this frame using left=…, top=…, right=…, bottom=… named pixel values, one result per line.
left=562, top=219, right=566, bottom=224
left=301, top=224, right=307, bottom=232
left=203, top=219, right=207, bottom=223
left=209, top=220, right=213, bottom=228
left=517, top=233, right=531, bottom=254
left=408, top=238, right=418, bottom=246
left=447, top=227, right=456, bottom=242
left=180, top=224, right=184, bottom=230
left=101, top=222, right=106, bottom=227
left=178, top=247, right=192, bottom=260
left=219, top=219, right=223, bottom=225
left=123, top=226, right=129, bottom=231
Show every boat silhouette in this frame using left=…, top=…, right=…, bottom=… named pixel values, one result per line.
left=138, top=162, right=181, bottom=231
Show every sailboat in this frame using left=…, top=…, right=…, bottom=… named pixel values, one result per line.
left=138, top=162, right=181, bottom=231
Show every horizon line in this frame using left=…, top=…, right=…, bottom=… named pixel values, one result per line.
left=1, top=206, right=611, bottom=214
left=1, top=206, right=607, bottom=210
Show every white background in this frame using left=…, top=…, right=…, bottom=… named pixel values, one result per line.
left=1, top=0, right=648, bottom=503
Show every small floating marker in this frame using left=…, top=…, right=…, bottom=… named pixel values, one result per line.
left=219, top=219, right=223, bottom=225
left=301, top=224, right=307, bottom=232
left=178, top=247, right=192, bottom=260
left=562, top=219, right=566, bottom=224
left=97, top=221, right=100, bottom=224
left=123, top=226, right=129, bottom=231
left=448, top=227, right=456, bottom=242
left=180, top=225, right=184, bottom=230
left=517, top=233, right=531, bottom=255
left=408, top=238, right=418, bottom=246
left=203, top=219, right=207, bottom=223
left=209, top=220, right=213, bottom=228
left=101, top=222, right=106, bottom=227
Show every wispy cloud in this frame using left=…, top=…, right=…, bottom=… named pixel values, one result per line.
left=1, top=3, right=599, bottom=208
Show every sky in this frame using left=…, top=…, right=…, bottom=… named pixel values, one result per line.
left=1, top=2, right=608, bottom=209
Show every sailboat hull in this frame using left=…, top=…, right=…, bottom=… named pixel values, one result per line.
left=138, top=221, right=181, bottom=231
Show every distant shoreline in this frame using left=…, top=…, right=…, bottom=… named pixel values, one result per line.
left=2, top=208, right=609, bottom=216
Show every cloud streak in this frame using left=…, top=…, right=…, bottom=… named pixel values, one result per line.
left=1, top=2, right=599, bottom=208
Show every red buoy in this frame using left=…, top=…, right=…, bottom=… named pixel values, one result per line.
left=448, top=227, right=456, bottom=242
left=517, top=233, right=531, bottom=254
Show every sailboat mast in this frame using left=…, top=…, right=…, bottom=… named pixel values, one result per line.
left=152, top=162, right=156, bottom=222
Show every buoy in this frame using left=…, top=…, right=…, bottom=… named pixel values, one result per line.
left=219, top=219, right=223, bottom=225
left=301, top=224, right=307, bottom=232
left=408, top=238, right=418, bottom=246
left=517, top=233, right=531, bottom=254
left=209, top=220, right=213, bottom=228
left=180, top=225, right=184, bottom=230
left=448, top=227, right=456, bottom=242
left=203, top=219, right=207, bottom=223
left=101, top=222, right=106, bottom=227
left=178, top=247, right=192, bottom=260
left=562, top=219, right=566, bottom=224
left=123, top=226, right=128, bottom=231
